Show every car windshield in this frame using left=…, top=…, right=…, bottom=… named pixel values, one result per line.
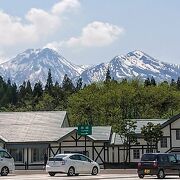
left=141, top=154, right=157, bottom=161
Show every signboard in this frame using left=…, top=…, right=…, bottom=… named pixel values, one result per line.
left=78, top=125, right=92, bottom=136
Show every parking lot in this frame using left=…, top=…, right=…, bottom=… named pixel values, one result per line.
left=3, top=174, right=180, bottom=180
left=2, top=170, right=180, bottom=180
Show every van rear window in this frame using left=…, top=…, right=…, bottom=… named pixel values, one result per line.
left=141, top=154, right=157, bottom=161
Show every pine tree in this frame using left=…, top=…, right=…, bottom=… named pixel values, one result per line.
left=177, top=77, right=180, bottom=90
left=62, top=74, right=75, bottom=93
left=26, top=80, right=32, bottom=95
left=150, top=76, right=156, bottom=86
left=45, top=69, right=53, bottom=95
left=33, top=81, right=43, bottom=98
left=170, top=78, right=176, bottom=88
left=11, top=83, right=18, bottom=105
left=76, top=77, right=83, bottom=91
left=105, top=67, right=111, bottom=83
left=144, top=78, right=151, bottom=86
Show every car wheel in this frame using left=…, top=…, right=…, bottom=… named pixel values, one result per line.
left=1, top=166, right=9, bottom=176
left=48, top=172, right=56, bottom=176
left=67, top=167, right=75, bottom=176
left=157, top=169, right=165, bottom=179
left=138, top=174, right=144, bottom=179
left=92, top=166, right=98, bottom=175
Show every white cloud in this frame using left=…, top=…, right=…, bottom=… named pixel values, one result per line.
left=52, top=0, right=80, bottom=15
left=46, top=21, right=124, bottom=50
left=66, top=21, right=124, bottom=47
left=0, top=0, right=80, bottom=48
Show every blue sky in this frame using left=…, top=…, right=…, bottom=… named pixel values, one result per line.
left=0, top=0, right=180, bottom=65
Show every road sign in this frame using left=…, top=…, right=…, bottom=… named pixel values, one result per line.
left=78, top=125, right=92, bottom=136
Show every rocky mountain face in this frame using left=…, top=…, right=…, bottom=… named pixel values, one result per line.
left=80, top=50, right=180, bottom=84
left=0, top=48, right=179, bottom=86
left=0, top=48, right=83, bottom=85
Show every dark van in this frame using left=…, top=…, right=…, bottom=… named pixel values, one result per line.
left=137, top=153, right=180, bottom=179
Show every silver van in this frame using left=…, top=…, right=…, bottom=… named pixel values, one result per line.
left=0, top=148, right=15, bottom=176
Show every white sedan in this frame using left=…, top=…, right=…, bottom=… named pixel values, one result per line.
left=46, top=153, right=100, bottom=176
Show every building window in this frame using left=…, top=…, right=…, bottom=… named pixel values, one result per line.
left=133, top=149, right=140, bottom=159
left=161, top=137, right=167, bottom=148
left=176, top=130, right=180, bottom=140
left=31, top=148, right=46, bottom=163
left=9, top=148, right=23, bottom=163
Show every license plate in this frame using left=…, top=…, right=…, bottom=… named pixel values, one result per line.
left=144, top=169, right=150, bottom=174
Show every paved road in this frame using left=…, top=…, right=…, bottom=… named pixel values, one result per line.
left=3, top=174, right=180, bottom=180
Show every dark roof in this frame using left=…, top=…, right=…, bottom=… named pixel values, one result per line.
left=161, top=113, right=180, bottom=128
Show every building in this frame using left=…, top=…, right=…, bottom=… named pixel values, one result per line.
left=0, top=111, right=180, bottom=169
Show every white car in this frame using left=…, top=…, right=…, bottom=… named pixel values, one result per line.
left=46, top=153, right=100, bottom=176
left=0, top=148, right=15, bottom=176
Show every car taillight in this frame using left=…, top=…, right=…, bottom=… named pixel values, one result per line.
left=153, top=161, right=158, bottom=168
left=138, top=162, right=141, bottom=168
left=62, top=160, right=66, bottom=165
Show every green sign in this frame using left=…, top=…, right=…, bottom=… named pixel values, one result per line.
left=78, top=125, right=92, bottom=136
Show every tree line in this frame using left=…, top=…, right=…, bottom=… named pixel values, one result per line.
left=0, top=69, right=180, bottom=126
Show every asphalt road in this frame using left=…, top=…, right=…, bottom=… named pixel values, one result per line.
left=3, top=174, right=180, bottom=180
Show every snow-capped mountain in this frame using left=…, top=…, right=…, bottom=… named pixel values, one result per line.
left=0, top=49, right=179, bottom=86
left=79, top=50, right=180, bottom=84
left=0, top=48, right=83, bottom=85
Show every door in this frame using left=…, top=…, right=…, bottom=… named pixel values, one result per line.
left=167, top=155, right=179, bottom=175
left=69, top=155, right=83, bottom=173
left=0, top=150, right=14, bottom=171
left=79, top=155, right=93, bottom=173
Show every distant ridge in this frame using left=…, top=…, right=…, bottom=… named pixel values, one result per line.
left=0, top=48, right=179, bottom=85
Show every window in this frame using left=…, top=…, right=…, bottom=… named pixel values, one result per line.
left=133, top=149, right=140, bottom=159
left=64, top=151, right=89, bottom=157
left=31, top=148, right=46, bottom=163
left=159, top=155, right=168, bottom=163
left=141, top=154, right=157, bottom=161
left=168, top=155, right=177, bottom=163
left=80, top=155, right=91, bottom=162
left=69, top=155, right=81, bottom=161
left=176, top=130, right=180, bottom=140
left=161, top=137, right=167, bottom=148
left=9, top=148, right=23, bottom=162
left=0, top=151, right=11, bottom=159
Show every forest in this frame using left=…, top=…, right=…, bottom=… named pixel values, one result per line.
left=0, top=69, right=180, bottom=128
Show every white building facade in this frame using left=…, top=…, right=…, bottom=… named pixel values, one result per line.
left=0, top=111, right=179, bottom=169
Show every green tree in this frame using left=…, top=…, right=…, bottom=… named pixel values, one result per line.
left=141, top=122, right=163, bottom=152
left=62, top=74, right=75, bottom=93
left=150, top=76, right=156, bottom=86
left=105, top=67, right=111, bottom=83
left=76, top=77, right=83, bottom=91
left=45, top=69, right=53, bottom=95
left=177, top=77, right=180, bottom=90
left=114, top=119, right=137, bottom=162
left=144, top=78, right=151, bottom=86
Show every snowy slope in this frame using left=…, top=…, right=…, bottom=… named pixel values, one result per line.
left=0, top=49, right=179, bottom=86
left=79, top=50, right=180, bottom=84
left=0, top=48, right=83, bottom=85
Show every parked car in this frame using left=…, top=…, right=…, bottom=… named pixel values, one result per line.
left=137, top=153, right=180, bottom=179
left=46, top=153, right=100, bottom=176
left=0, top=148, right=15, bottom=176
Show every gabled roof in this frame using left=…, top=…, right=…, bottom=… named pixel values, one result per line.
left=88, top=126, right=112, bottom=141
left=135, top=119, right=167, bottom=134
left=0, top=111, right=68, bottom=143
left=58, top=126, right=112, bottom=142
left=161, top=113, right=180, bottom=128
